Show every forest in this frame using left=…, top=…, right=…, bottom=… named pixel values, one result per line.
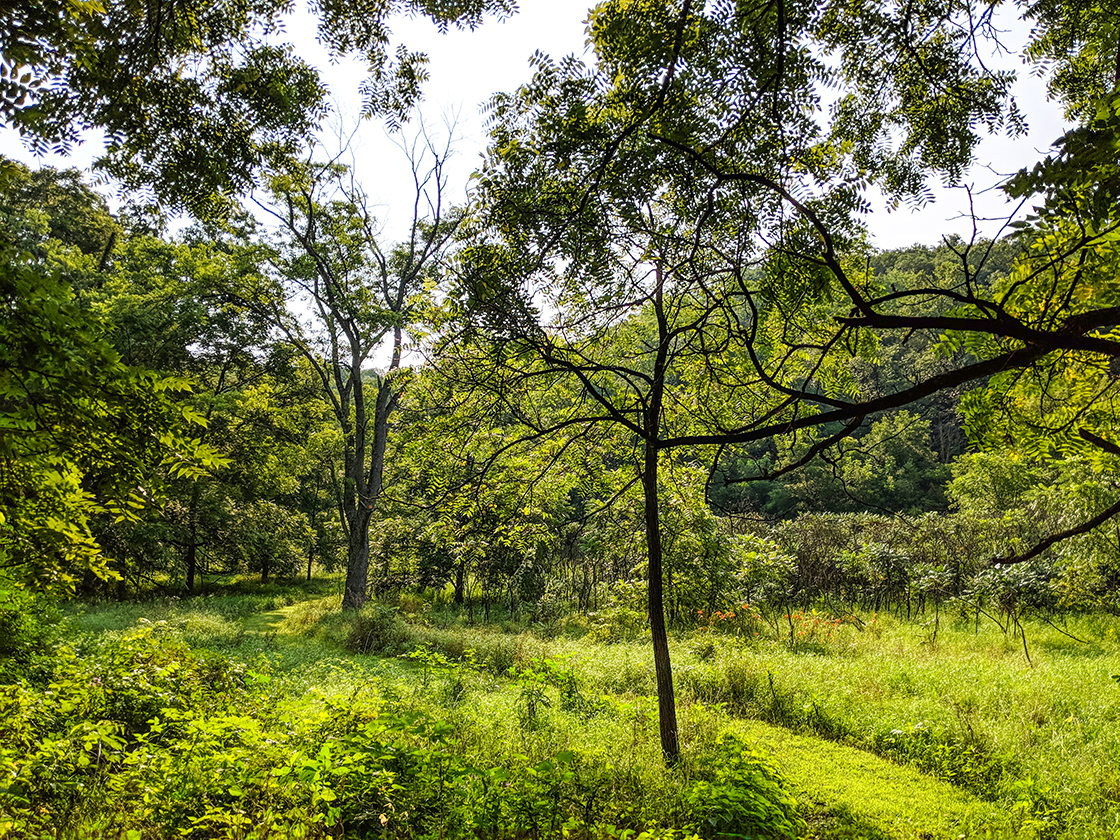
left=2, top=0, right=1120, bottom=838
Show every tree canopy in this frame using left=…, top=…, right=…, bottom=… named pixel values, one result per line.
left=1, top=0, right=514, bottom=215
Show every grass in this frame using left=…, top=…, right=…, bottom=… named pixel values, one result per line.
left=665, top=612, right=1120, bottom=836
left=272, top=593, right=1120, bottom=838
left=18, top=582, right=1120, bottom=838
left=728, top=719, right=1004, bottom=839
left=3, top=601, right=800, bottom=837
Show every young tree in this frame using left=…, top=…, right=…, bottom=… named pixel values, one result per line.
left=451, top=0, right=1120, bottom=765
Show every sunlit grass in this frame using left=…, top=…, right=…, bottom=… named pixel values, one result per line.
left=55, top=583, right=1120, bottom=838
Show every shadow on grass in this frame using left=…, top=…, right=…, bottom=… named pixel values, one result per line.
left=804, top=802, right=896, bottom=840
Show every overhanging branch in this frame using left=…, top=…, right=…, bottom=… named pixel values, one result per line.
left=998, top=495, right=1120, bottom=565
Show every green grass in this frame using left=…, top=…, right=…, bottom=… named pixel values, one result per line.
left=2, top=599, right=798, bottom=838
left=274, top=594, right=1120, bottom=838
left=17, top=583, right=1120, bottom=839
left=664, top=612, right=1120, bottom=837
left=727, top=719, right=1004, bottom=839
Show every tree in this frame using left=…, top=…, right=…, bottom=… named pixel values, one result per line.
left=761, top=412, right=950, bottom=515
left=450, top=0, right=1120, bottom=766
left=380, top=362, right=595, bottom=614
left=94, top=227, right=333, bottom=591
left=1, top=0, right=515, bottom=216
left=0, top=164, right=222, bottom=592
left=248, top=131, right=459, bottom=609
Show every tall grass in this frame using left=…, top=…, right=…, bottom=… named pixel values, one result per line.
left=33, top=583, right=1120, bottom=838
left=284, top=595, right=1120, bottom=838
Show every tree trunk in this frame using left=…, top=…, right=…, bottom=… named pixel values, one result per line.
left=185, top=541, right=197, bottom=593
left=184, top=483, right=201, bottom=592
left=644, top=440, right=680, bottom=765
left=645, top=262, right=680, bottom=766
left=341, top=358, right=400, bottom=611
left=342, top=509, right=372, bottom=610
left=454, top=559, right=465, bottom=605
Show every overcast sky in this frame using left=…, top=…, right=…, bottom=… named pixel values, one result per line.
left=0, top=1, right=1069, bottom=249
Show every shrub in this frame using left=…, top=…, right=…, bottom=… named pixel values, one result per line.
left=0, top=588, right=60, bottom=681
left=588, top=604, right=649, bottom=643
left=871, top=720, right=1008, bottom=798
left=684, top=734, right=807, bottom=839
left=344, top=605, right=415, bottom=654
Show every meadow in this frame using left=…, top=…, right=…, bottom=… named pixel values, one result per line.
left=2, top=581, right=1118, bottom=839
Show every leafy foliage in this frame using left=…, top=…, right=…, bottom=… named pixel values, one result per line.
left=0, top=240, right=221, bottom=591
left=0, top=0, right=514, bottom=215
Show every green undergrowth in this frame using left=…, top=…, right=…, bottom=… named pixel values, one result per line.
left=6, top=585, right=1120, bottom=839
left=1, top=601, right=804, bottom=839
left=279, top=595, right=1120, bottom=839
left=727, top=719, right=1004, bottom=839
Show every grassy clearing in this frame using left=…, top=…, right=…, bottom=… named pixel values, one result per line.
left=3, top=586, right=802, bottom=839
left=668, top=613, right=1120, bottom=838
left=278, top=594, right=1120, bottom=838
left=8, top=584, right=1118, bottom=839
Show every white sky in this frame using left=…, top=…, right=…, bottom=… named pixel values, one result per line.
left=0, top=1, right=1069, bottom=250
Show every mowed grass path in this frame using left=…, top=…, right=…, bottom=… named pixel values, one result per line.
left=727, top=719, right=1004, bottom=839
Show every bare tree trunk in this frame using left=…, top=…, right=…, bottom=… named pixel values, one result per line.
left=185, top=541, right=197, bottom=592
left=341, top=348, right=402, bottom=611
left=646, top=263, right=680, bottom=766
left=644, top=439, right=680, bottom=765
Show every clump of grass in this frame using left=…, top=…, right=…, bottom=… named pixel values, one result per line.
left=345, top=605, right=415, bottom=654
left=282, top=597, right=552, bottom=676
left=279, top=595, right=339, bottom=634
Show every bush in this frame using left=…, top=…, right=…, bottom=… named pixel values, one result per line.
left=465, top=632, right=525, bottom=674
left=344, top=605, right=415, bottom=654
left=0, top=588, right=60, bottom=681
left=684, top=734, right=807, bottom=839
left=871, top=721, right=1008, bottom=797
left=588, top=604, right=649, bottom=643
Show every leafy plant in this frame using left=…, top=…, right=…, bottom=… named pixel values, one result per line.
left=683, top=734, right=807, bottom=840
